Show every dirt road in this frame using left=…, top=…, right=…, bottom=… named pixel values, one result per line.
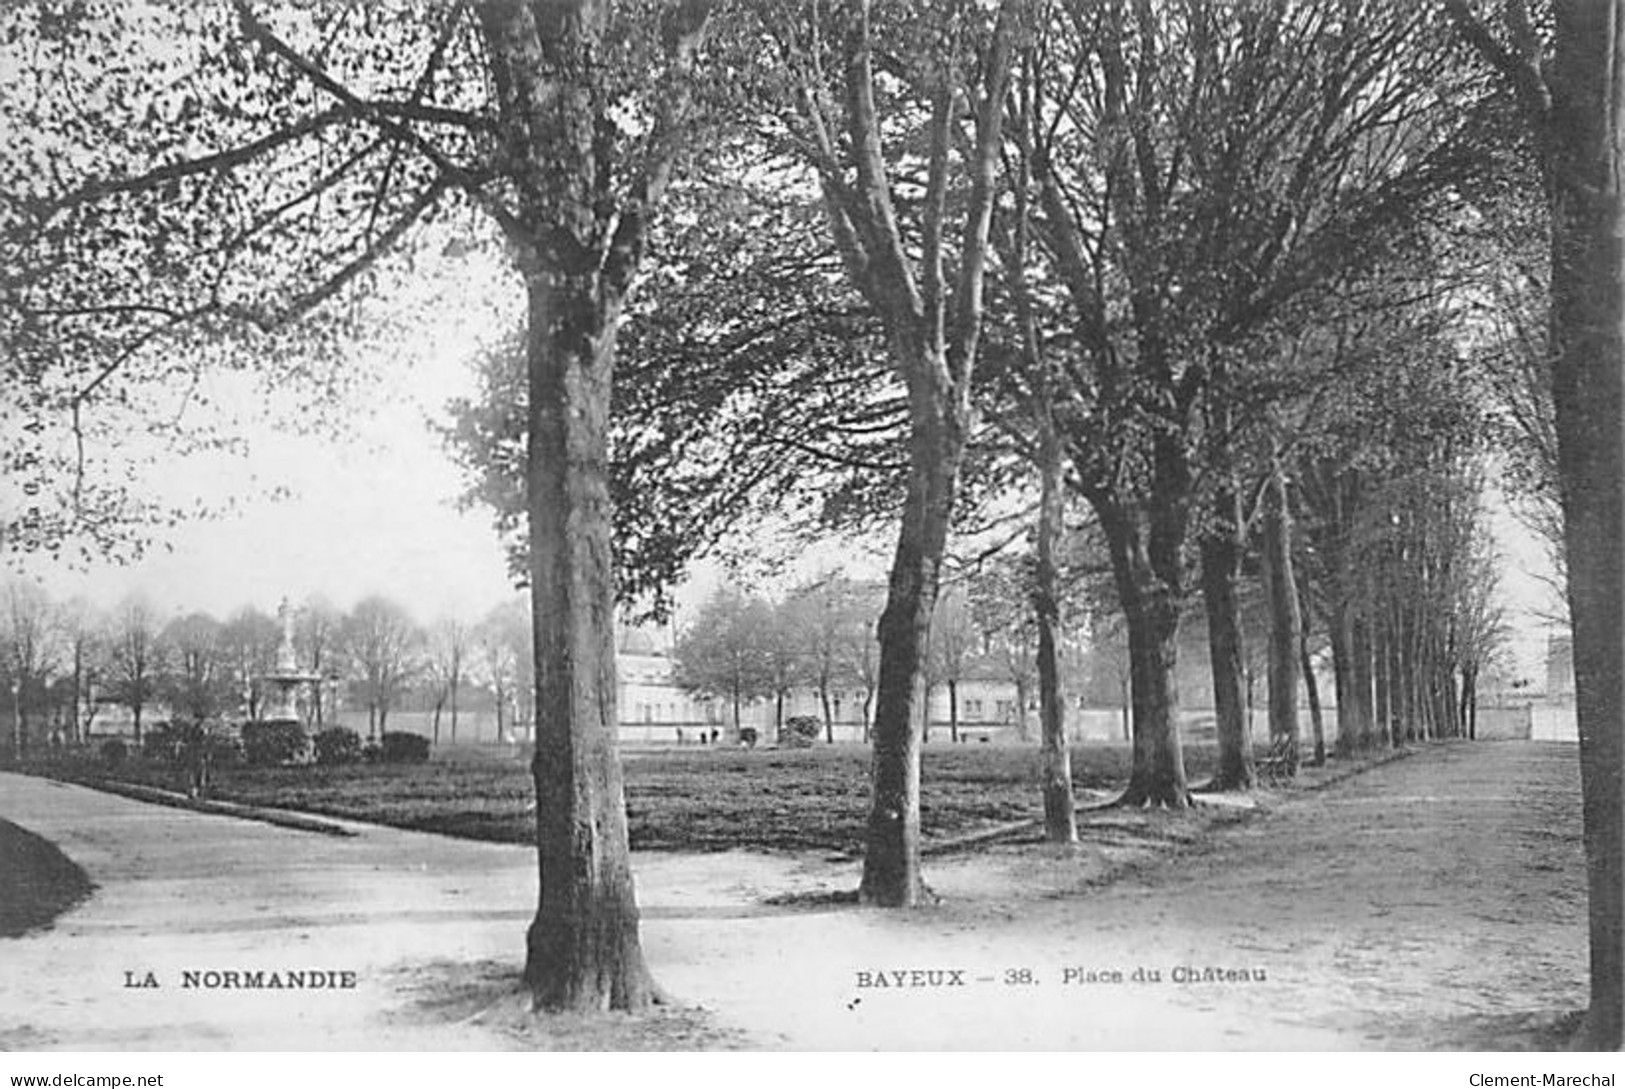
left=0, top=741, right=1591, bottom=1050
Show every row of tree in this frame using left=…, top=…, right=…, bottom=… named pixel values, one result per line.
left=0, top=582, right=536, bottom=755
left=673, top=568, right=1113, bottom=745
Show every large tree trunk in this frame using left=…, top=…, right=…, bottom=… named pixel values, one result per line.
left=861, top=402, right=965, bottom=906
left=1262, top=468, right=1302, bottom=772
left=1351, top=611, right=1376, bottom=749
left=1013, top=678, right=1032, bottom=742
left=797, top=0, right=1013, bottom=906
left=1099, top=499, right=1191, bottom=808
left=485, top=0, right=705, bottom=1011
left=1300, top=635, right=1327, bottom=766
left=1439, top=653, right=1460, bottom=739
left=1374, top=613, right=1393, bottom=747
left=1120, top=588, right=1189, bottom=807
left=1086, top=406, right=1194, bottom=808
left=1548, top=1, right=1625, bottom=1045
left=1332, top=605, right=1375, bottom=755
left=1328, top=605, right=1351, bottom=753
left=520, top=271, right=654, bottom=1012
left=1463, top=665, right=1477, bottom=740
left=1200, top=519, right=1255, bottom=791
left=1033, top=424, right=1077, bottom=843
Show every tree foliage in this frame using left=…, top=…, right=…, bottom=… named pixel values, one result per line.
left=673, top=584, right=775, bottom=731
left=341, top=593, right=421, bottom=737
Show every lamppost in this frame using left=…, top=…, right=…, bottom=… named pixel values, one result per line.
left=82, top=670, right=98, bottom=747
left=10, top=680, right=21, bottom=763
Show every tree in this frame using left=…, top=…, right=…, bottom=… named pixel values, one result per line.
left=965, top=557, right=1038, bottom=740
left=673, top=586, right=774, bottom=738
left=295, top=596, right=342, bottom=729
left=929, top=587, right=977, bottom=745
left=473, top=601, right=527, bottom=743
left=474, top=0, right=717, bottom=1010
left=1260, top=463, right=1301, bottom=767
left=53, top=596, right=103, bottom=746
left=785, top=574, right=871, bottom=743
left=444, top=166, right=904, bottom=622
left=764, top=0, right=1019, bottom=905
left=837, top=581, right=888, bottom=741
left=342, top=595, right=421, bottom=739
left=160, top=612, right=233, bottom=725
left=1446, top=0, right=1624, bottom=1047
left=759, top=599, right=806, bottom=744
left=221, top=606, right=280, bottom=723
left=2, top=580, right=58, bottom=758
left=985, top=77, right=1078, bottom=836
left=426, top=617, right=469, bottom=745
left=106, top=595, right=162, bottom=746
left=0, top=3, right=405, bottom=569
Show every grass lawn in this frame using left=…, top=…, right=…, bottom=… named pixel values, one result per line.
left=0, top=818, right=95, bottom=937
left=26, top=741, right=1222, bottom=854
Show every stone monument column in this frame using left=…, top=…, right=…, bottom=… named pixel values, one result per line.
left=261, top=597, right=305, bottom=725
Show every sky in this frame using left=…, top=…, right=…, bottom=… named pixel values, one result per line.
left=26, top=343, right=520, bottom=627
left=16, top=244, right=536, bottom=628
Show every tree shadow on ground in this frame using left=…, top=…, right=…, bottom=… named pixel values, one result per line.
left=1415, top=1009, right=1588, bottom=1051
left=380, top=958, right=751, bottom=1050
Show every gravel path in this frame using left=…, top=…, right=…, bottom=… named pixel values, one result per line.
left=0, top=741, right=1592, bottom=1050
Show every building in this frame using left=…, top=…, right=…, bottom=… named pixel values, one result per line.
left=1545, top=633, right=1575, bottom=702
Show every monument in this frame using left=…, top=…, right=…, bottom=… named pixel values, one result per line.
left=261, top=598, right=319, bottom=725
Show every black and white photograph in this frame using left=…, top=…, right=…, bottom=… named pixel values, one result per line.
left=1, top=0, right=1622, bottom=1061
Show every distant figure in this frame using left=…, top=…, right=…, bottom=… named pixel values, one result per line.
left=180, top=720, right=213, bottom=799
left=710, top=728, right=720, bottom=745
left=676, top=727, right=686, bottom=746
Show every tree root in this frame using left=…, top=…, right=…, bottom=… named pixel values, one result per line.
left=1111, top=785, right=1195, bottom=809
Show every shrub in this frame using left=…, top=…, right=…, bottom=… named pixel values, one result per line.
left=379, top=731, right=431, bottom=764
left=240, top=720, right=308, bottom=767
left=173, top=721, right=243, bottom=767
left=205, top=732, right=244, bottom=767
left=100, top=739, right=127, bottom=767
left=738, top=726, right=759, bottom=748
left=141, top=724, right=182, bottom=764
left=781, top=716, right=821, bottom=748
left=312, top=727, right=364, bottom=767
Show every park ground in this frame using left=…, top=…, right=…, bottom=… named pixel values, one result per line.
left=0, top=740, right=1595, bottom=1050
